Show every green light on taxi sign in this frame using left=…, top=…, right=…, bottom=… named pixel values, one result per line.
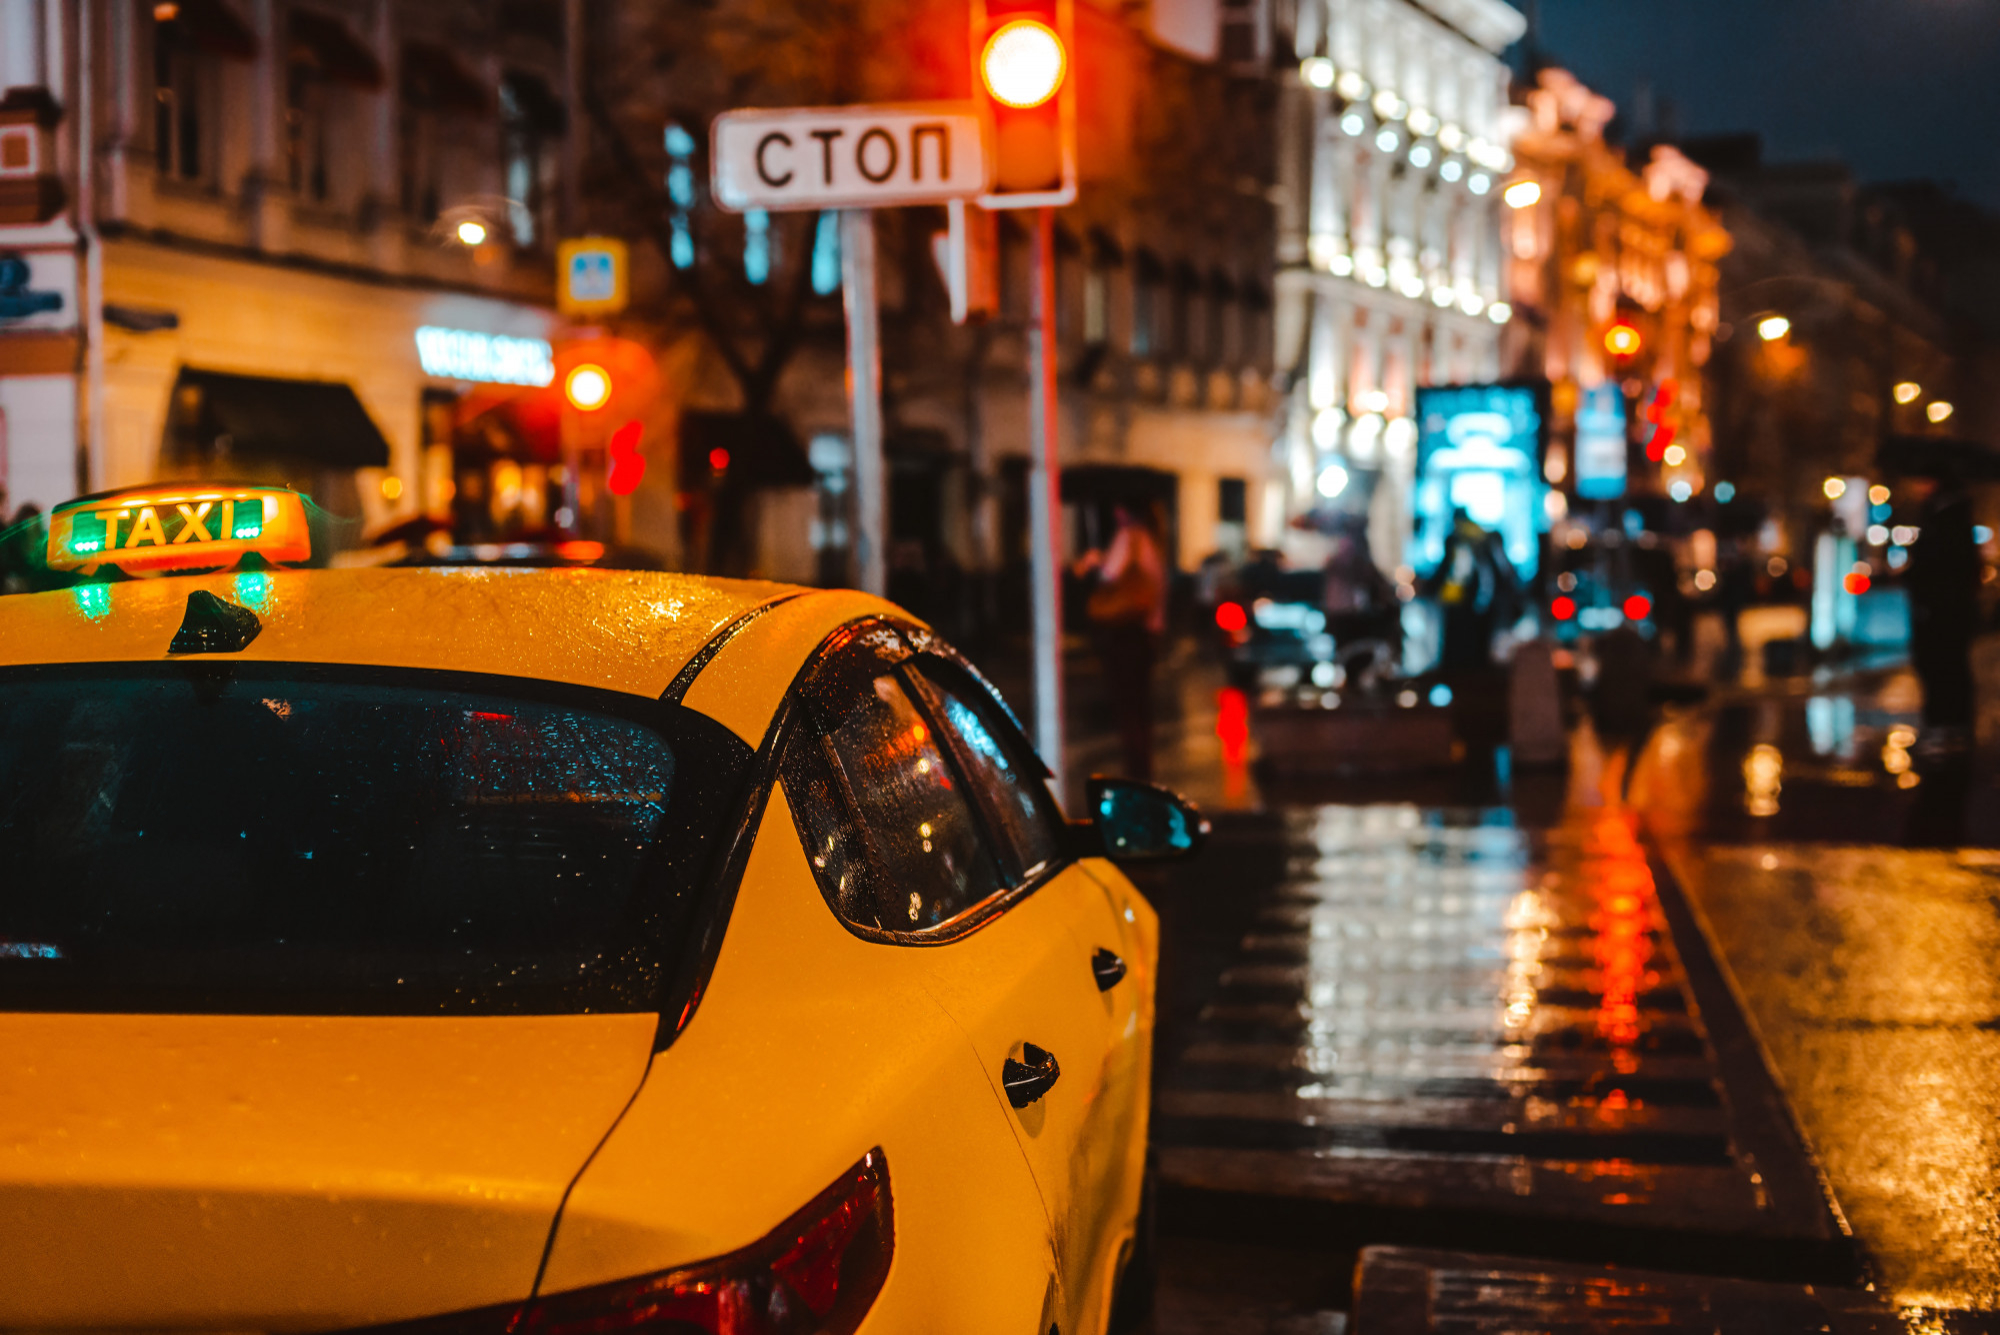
left=45, top=487, right=309, bottom=574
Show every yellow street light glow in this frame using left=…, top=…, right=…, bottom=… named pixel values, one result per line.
left=1823, top=476, right=1847, bottom=500
left=1894, top=381, right=1922, bottom=404
left=1604, top=322, right=1642, bottom=358
left=1663, top=444, right=1686, bottom=467
left=1928, top=400, right=1955, bottom=423
left=1757, top=314, right=1791, bottom=341
left=1869, top=484, right=1891, bottom=505
left=1502, top=179, right=1542, bottom=209
left=380, top=476, right=404, bottom=501
left=456, top=219, right=488, bottom=246
left=981, top=19, right=1067, bottom=110
left=565, top=363, right=612, bottom=412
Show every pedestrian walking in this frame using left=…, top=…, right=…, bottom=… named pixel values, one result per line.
left=1077, top=503, right=1169, bottom=781
left=1422, top=508, right=1519, bottom=672
left=1901, top=469, right=1981, bottom=750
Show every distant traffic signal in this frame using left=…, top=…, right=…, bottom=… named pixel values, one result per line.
left=972, top=0, right=1076, bottom=208
left=565, top=363, right=613, bottom=412
left=1603, top=319, right=1643, bottom=361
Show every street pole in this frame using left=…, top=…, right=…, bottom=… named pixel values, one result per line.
left=1027, top=207, right=1066, bottom=805
left=841, top=208, right=887, bottom=597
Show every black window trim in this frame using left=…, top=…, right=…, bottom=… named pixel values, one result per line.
left=773, top=616, right=1075, bottom=950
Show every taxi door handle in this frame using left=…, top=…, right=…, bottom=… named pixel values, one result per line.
left=1003, top=1043, right=1061, bottom=1108
left=1092, top=948, right=1127, bottom=991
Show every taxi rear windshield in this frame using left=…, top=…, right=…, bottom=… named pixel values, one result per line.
left=0, top=665, right=750, bottom=1014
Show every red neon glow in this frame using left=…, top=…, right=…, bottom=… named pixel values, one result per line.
left=1844, top=571, right=1872, bottom=595
left=1588, top=815, right=1657, bottom=1050
left=1214, top=601, right=1248, bottom=633
left=709, top=447, right=731, bottom=472
left=1216, top=687, right=1251, bottom=808
left=1623, top=593, right=1652, bottom=621
left=606, top=420, right=646, bottom=497
left=1551, top=595, right=1577, bottom=621
left=1645, top=424, right=1675, bottom=462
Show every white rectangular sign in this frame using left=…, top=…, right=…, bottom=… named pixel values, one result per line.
left=711, top=104, right=988, bottom=213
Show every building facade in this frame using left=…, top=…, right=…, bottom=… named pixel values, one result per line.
left=0, top=0, right=583, bottom=546
left=1501, top=67, right=1729, bottom=535
left=1270, top=0, right=1526, bottom=574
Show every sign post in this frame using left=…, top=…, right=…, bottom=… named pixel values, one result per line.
left=839, top=208, right=886, bottom=596
left=712, top=104, right=988, bottom=598
left=1026, top=207, right=1064, bottom=795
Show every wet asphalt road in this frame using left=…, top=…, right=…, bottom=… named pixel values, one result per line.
left=984, top=630, right=2000, bottom=1329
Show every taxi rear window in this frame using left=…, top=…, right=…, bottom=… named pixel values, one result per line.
left=0, top=664, right=750, bottom=1014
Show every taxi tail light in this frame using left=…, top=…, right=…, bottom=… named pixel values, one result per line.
left=345, top=1150, right=892, bottom=1335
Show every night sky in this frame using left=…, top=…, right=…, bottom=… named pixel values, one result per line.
left=1522, top=0, right=2000, bottom=208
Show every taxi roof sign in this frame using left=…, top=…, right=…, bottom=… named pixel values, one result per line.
left=47, top=486, right=311, bottom=574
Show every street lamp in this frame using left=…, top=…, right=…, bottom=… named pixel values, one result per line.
left=1502, top=179, right=1541, bottom=209
left=455, top=219, right=488, bottom=247
left=1757, top=314, right=1791, bottom=341
left=1894, top=381, right=1922, bottom=404
left=1928, top=400, right=1955, bottom=423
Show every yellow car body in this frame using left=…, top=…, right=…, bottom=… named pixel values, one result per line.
left=0, top=565, right=1160, bottom=1335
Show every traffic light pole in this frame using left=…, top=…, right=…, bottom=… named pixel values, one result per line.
left=1027, top=207, right=1066, bottom=806
left=841, top=208, right=887, bottom=597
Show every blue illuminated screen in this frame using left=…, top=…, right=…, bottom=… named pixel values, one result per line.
left=1411, top=384, right=1547, bottom=581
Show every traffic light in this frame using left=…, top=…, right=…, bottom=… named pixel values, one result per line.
left=972, top=0, right=1076, bottom=208
left=565, top=362, right=613, bottom=412
left=1603, top=319, right=1643, bottom=362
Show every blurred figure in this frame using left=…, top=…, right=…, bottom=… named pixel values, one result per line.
left=1318, top=514, right=1400, bottom=661
left=1423, top=508, right=1519, bottom=672
left=1590, top=621, right=1657, bottom=799
left=1077, top=503, right=1169, bottom=781
left=1902, top=470, right=1980, bottom=748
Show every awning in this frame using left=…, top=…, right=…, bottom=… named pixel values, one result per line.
left=1880, top=434, right=2000, bottom=481
left=403, top=41, right=491, bottom=116
left=501, top=70, right=568, bottom=135
left=679, top=412, right=815, bottom=489
left=158, top=0, right=258, bottom=60
left=173, top=368, right=391, bottom=469
left=287, top=9, right=384, bottom=89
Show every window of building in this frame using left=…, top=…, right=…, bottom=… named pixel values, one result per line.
left=152, top=15, right=208, bottom=181
left=1132, top=249, right=1166, bottom=358
left=501, top=71, right=566, bottom=249
left=285, top=9, right=383, bottom=207
left=401, top=41, right=490, bottom=224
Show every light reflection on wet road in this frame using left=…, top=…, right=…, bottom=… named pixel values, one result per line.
left=1637, top=674, right=2000, bottom=1312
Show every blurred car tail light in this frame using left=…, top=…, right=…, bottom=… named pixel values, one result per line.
left=342, top=1150, right=892, bottom=1335
left=1550, top=595, right=1576, bottom=621
left=1623, top=594, right=1652, bottom=621
left=1214, top=601, right=1247, bottom=634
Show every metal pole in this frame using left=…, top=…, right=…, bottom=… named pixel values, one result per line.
left=1027, top=207, right=1065, bottom=805
left=841, top=208, right=886, bottom=596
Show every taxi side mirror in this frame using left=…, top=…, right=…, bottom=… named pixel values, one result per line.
left=1076, top=776, right=1208, bottom=863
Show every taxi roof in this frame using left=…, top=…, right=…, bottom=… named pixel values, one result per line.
left=0, top=567, right=809, bottom=703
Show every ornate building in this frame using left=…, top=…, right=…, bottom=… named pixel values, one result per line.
left=1500, top=67, right=1730, bottom=526
left=1271, top=0, right=1527, bottom=570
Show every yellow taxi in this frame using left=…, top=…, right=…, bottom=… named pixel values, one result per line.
left=0, top=486, right=1205, bottom=1335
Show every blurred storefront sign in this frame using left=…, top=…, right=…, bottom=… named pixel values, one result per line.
left=414, top=327, right=554, bottom=386
left=1573, top=381, right=1628, bottom=501
left=1412, top=382, right=1549, bottom=581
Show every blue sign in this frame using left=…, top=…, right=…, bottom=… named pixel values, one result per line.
left=1412, top=383, right=1548, bottom=581
left=1574, top=381, right=1628, bottom=501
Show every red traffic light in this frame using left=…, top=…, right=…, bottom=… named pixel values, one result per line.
left=565, top=363, right=613, bottom=412
left=972, top=0, right=1076, bottom=207
left=1551, top=595, right=1577, bottom=621
left=1623, top=593, right=1653, bottom=621
left=1214, top=600, right=1248, bottom=633
left=982, top=19, right=1066, bottom=108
